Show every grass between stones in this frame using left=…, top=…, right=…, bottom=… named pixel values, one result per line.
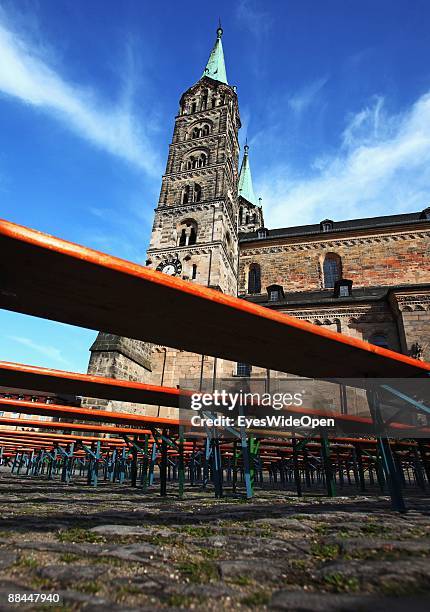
left=14, top=554, right=39, bottom=570
left=57, top=528, right=104, bottom=543
left=240, top=590, right=270, bottom=607
left=323, top=572, right=360, bottom=593
left=311, top=543, right=341, bottom=560
left=166, top=593, right=205, bottom=607
left=176, top=559, right=219, bottom=583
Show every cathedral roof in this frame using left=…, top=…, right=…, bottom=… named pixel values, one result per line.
left=240, top=211, right=430, bottom=242
left=238, top=144, right=258, bottom=206
left=202, top=27, right=228, bottom=85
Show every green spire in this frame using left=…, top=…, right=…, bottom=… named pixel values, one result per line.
left=238, top=144, right=257, bottom=205
left=202, top=26, right=228, bottom=84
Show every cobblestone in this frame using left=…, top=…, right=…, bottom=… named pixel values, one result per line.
left=0, top=472, right=429, bottom=610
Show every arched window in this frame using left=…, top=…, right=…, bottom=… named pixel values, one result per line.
left=192, top=264, right=197, bottom=279
left=198, top=154, right=206, bottom=167
left=202, top=124, right=210, bottom=136
left=189, top=226, right=197, bottom=245
left=248, top=263, right=261, bottom=294
left=177, top=219, right=198, bottom=247
left=186, top=156, right=194, bottom=170
left=323, top=253, right=342, bottom=288
left=369, top=333, right=389, bottom=349
left=179, top=228, right=187, bottom=247
left=194, top=183, right=202, bottom=202
left=192, top=127, right=200, bottom=139
left=182, top=185, right=190, bottom=204
left=191, top=100, right=197, bottom=113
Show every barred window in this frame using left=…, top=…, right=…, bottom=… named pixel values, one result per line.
left=236, top=363, right=251, bottom=377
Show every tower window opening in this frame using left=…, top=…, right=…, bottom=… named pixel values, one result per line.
left=194, top=183, right=202, bottom=202
left=179, top=228, right=187, bottom=247
left=248, top=263, right=261, bottom=294
left=192, top=264, right=197, bottom=279
left=178, top=220, right=198, bottom=247
left=192, top=127, right=200, bottom=139
left=182, top=185, right=190, bottom=204
left=202, top=124, right=210, bottom=136
left=191, top=100, right=197, bottom=113
left=198, top=154, right=207, bottom=167
left=189, top=226, right=197, bottom=245
left=323, top=253, right=342, bottom=288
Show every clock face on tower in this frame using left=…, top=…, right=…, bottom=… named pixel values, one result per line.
left=156, top=258, right=182, bottom=276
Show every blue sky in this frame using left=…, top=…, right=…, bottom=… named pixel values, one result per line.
left=1, top=0, right=430, bottom=373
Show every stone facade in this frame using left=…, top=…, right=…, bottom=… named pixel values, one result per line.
left=239, top=227, right=430, bottom=294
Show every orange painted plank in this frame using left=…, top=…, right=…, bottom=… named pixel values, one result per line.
left=0, top=219, right=429, bottom=379
left=0, top=361, right=180, bottom=407
left=0, top=415, right=152, bottom=437
left=0, top=396, right=180, bottom=428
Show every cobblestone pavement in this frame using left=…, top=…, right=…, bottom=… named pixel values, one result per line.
left=0, top=472, right=429, bottom=611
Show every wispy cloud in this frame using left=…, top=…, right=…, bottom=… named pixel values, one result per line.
left=235, top=0, right=273, bottom=78
left=0, top=14, right=160, bottom=175
left=258, top=92, right=430, bottom=227
left=236, top=0, right=273, bottom=39
left=288, top=77, right=329, bottom=115
left=6, top=335, right=70, bottom=366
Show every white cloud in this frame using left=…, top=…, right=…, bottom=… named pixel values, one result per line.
left=0, top=17, right=160, bottom=174
left=6, top=335, right=70, bottom=366
left=236, top=0, right=273, bottom=39
left=257, top=93, right=430, bottom=227
left=288, top=77, right=328, bottom=115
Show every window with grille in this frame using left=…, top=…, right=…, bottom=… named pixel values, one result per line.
left=236, top=363, right=251, bottom=377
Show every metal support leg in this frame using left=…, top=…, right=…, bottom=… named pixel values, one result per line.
left=367, top=388, right=406, bottom=512
left=160, top=429, right=168, bottom=497
left=292, top=436, right=302, bottom=497
left=178, top=426, right=185, bottom=498
left=321, top=436, right=336, bottom=498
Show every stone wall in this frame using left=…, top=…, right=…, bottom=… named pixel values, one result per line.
left=239, top=228, right=430, bottom=294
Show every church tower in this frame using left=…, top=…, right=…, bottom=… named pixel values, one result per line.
left=238, top=143, right=264, bottom=233
left=146, top=26, right=241, bottom=295
left=85, top=27, right=242, bottom=408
